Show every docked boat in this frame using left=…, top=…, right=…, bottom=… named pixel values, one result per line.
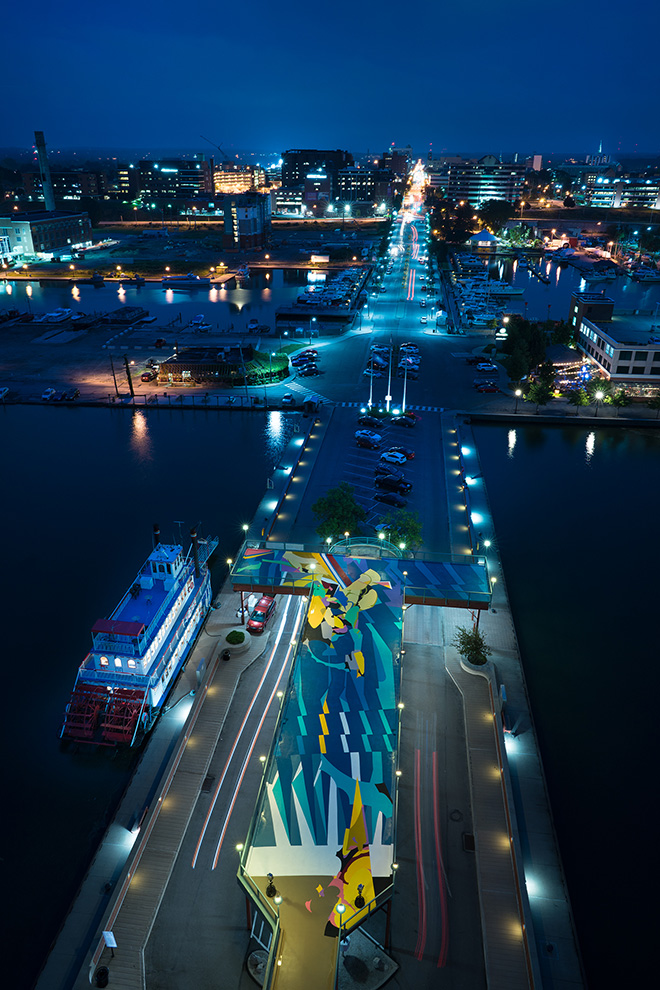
left=162, top=273, right=211, bottom=288
left=60, top=526, right=218, bottom=747
left=119, top=275, right=146, bottom=286
left=72, top=272, right=105, bottom=286
left=38, top=308, right=74, bottom=323
left=632, top=268, right=660, bottom=282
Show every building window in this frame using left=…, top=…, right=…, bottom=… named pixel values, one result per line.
left=632, top=366, right=645, bottom=374
left=650, top=367, right=660, bottom=375
left=653, top=354, right=660, bottom=363
left=635, top=351, right=648, bottom=361
left=616, top=365, right=630, bottom=374
left=620, top=350, right=632, bottom=360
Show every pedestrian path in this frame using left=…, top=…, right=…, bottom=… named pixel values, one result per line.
left=338, top=401, right=443, bottom=411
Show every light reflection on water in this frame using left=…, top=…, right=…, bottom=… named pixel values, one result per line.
left=507, top=428, right=517, bottom=458
left=130, top=409, right=152, bottom=459
left=585, top=430, right=595, bottom=463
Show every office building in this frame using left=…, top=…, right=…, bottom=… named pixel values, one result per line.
left=21, top=170, right=108, bottom=202
left=0, top=210, right=93, bottom=261
left=570, top=291, right=660, bottom=392
left=585, top=177, right=660, bottom=210
left=281, top=150, right=353, bottom=197
left=138, top=159, right=212, bottom=199
left=445, top=155, right=526, bottom=207
left=337, top=166, right=395, bottom=204
left=213, top=165, right=266, bottom=195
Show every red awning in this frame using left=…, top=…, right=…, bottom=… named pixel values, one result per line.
left=92, top=618, right=145, bottom=637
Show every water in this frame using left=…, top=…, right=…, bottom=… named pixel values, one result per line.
left=484, top=257, right=660, bottom=321
left=0, top=267, right=312, bottom=331
left=473, top=422, right=660, bottom=988
left=0, top=405, right=295, bottom=988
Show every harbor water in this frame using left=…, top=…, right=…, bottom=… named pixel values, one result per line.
left=0, top=405, right=296, bottom=988
left=473, top=421, right=660, bottom=988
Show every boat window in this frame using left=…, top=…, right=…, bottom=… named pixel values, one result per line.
left=100, top=656, right=109, bottom=666
left=167, top=564, right=171, bottom=574
left=159, top=564, right=165, bottom=573
left=128, top=659, right=136, bottom=669
left=114, top=657, right=122, bottom=668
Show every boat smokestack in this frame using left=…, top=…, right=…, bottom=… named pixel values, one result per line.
left=34, top=130, right=56, bottom=212
left=190, top=526, right=200, bottom=578
left=153, top=523, right=160, bottom=548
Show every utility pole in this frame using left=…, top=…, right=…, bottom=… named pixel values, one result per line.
left=123, top=355, right=135, bottom=398
left=110, top=355, right=120, bottom=397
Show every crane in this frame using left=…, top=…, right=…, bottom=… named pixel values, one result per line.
left=200, top=135, right=232, bottom=162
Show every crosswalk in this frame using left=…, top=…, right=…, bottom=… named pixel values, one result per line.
left=338, top=401, right=443, bottom=412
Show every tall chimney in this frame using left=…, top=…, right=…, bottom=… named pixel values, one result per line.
left=34, top=130, right=56, bottom=212
left=190, top=526, right=200, bottom=578
left=153, top=523, right=160, bottom=548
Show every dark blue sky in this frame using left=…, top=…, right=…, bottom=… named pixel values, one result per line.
left=5, top=0, right=659, bottom=155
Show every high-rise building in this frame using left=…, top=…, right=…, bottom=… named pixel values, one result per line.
left=445, top=155, right=526, bottom=207
left=281, top=150, right=354, bottom=197
left=337, top=166, right=395, bottom=203
left=138, top=159, right=212, bottom=199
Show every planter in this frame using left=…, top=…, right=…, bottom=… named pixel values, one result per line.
left=223, top=628, right=249, bottom=654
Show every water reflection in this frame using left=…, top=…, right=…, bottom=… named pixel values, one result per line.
left=267, top=410, right=283, bottom=438
left=71, top=286, right=80, bottom=300
left=26, top=284, right=32, bottom=297
left=585, top=431, right=595, bottom=463
left=6, top=283, right=12, bottom=295
left=130, top=410, right=152, bottom=460
left=507, top=429, right=517, bottom=458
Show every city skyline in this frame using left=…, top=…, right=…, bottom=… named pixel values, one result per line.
left=5, top=0, right=659, bottom=153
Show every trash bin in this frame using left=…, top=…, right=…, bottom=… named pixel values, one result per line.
left=95, top=967, right=109, bottom=988
left=221, top=649, right=231, bottom=662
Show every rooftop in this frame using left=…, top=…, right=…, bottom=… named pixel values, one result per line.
left=589, top=310, right=660, bottom=346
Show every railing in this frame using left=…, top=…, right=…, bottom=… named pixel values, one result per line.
left=240, top=538, right=487, bottom=568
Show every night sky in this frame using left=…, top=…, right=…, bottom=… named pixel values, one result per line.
left=4, top=0, right=659, bottom=155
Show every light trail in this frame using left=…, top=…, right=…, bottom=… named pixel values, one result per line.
left=211, top=601, right=306, bottom=869
left=414, top=747, right=427, bottom=961
left=190, top=596, right=296, bottom=868
left=432, top=750, right=449, bottom=968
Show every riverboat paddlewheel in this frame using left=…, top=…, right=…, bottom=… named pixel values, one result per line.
left=61, top=684, right=147, bottom=746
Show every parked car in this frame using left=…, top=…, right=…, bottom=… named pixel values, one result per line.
left=300, top=349, right=318, bottom=358
left=154, top=338, right=167, bottom=348
left=397, top=369, right=419, bottom=379
left=391, top=415, right=415, bottom=428
left=358, top=415, right=381, bottom=429
left=356, top=435, right=380, bottom=449
left=374, top=464, right=404, bottom=480
left=281, top=393, right=295, bottom=406
left=0, top=387, right=9, bottom=400
left=141, top=370, right=157, bottom=382
left=51, top=391, right=64, bottom=401
left=476, top=363, right=498, bottom=372
left=379, top=451, right=407, bottom=465
left=387, top=445, right=415, bottom=461
left=476, top=384, right=499, bottom=392
left=355, top=430, right=382, bottom=444
left=63, top=387, right=80, bottom=400
left=375, top=476, right=412, bottom=494
left=374, top=491, right=407, bottom=507
left=41, top=388, right=56, bottom=401
left=400, top=343, right=419, bottom=353
left=247, top=596, right=277, bottom=634
left=291, top=355, right=310, bottom=366
left=420, top=317, right=427, bottom=324
left=299, top=366, right=319, bottom=377
left=363, top=369, right=384, bottom=378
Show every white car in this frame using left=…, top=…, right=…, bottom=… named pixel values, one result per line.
left=356, top=430, right=382, bottom=443
left=41, top=388, right=56, bottom=401
left=281, top=393, right=295, bottom=406
left=379, top=451, right=407, bottom=465
left=477, top=363, right=498, bottom=372
left=420, top=317, right=427, bottom=324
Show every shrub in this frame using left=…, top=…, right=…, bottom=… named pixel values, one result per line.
left=226, top=630, right=245, bottom=645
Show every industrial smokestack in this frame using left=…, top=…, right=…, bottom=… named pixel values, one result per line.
left=190, top=527, right=200, bottom=578
left=34, top=130, right=56, bottom=212
left=153, top=523, right=160, bottom=548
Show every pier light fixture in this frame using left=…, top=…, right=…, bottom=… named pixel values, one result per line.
left=398, top=702, right=405, bottom=709
left=274, top=894, right=282, bottom=906
left=242, top=523, right=248, bottom=532
left=326, top=536, right=332, bottom=545
left=165, top=266, right=170, bottom=272
left=395, top=769, right=402, bottom=777
left=378, top=532, right=385, bottom=541
left=514, top=389, right=522, bottom=414
left=226, top=558, right=233, bottom=566
left=336, top=902, right=346, bottom=916
left=344, top=531, right=350, bottom=539
left=266, top=873, right=277, bottom=898
left=484, top=539, right=491, bottom=548
left=259, top=755, right=267, bottom=764
left=236, top=843, right=244, bottom=852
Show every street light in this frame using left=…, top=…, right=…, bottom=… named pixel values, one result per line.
left=514, top=388, right=522, bottom=413
left=309, top=316, right=316, bottom=345
left=594, top=389, right=604, bottom=416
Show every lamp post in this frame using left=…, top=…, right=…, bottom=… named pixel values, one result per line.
left=594, top=389, right=604, bottom=417
left=401, top=360, right=408, bottom=413
left=514, top=388, right=522, bottom=413
left=309, top=316, right=316, bottom=345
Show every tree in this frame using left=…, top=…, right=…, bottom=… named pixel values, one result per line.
left=452, top=625, right=492, bottom=666
left=525, top=381, right=553, bottom=412
left=312, top=482, right=367, bottom=540
left=563, top=195, right=576, bottom=208
left=505, top=348, right=529, bottom=383
left=608, top=389, right=633, bottom=417
left=537, top=360, right=557, bottom=388
left=551, top=320, right=575, bottom=346
left=477, top=198, right=516, bottom=233
left=646, top=391, right=660, bottom=419
left=565, top=387, right=590, bottom=415
left=377, top=510, right=423, bottom=552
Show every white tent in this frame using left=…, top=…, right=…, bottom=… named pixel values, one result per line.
left=466, top=229, right=499, bottom=246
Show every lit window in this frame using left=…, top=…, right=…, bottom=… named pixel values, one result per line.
left=114, top=658, right=122, bottom=668
left=128, top=659, right=136, bottom=669
left=100, top=656, right=109, bottom=666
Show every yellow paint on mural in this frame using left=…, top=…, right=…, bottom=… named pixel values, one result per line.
left=319, top=713, right=329, bottom=735
left=353, top=651, right=365, bottom=676
left=318, top=734, right=326, bottom=754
